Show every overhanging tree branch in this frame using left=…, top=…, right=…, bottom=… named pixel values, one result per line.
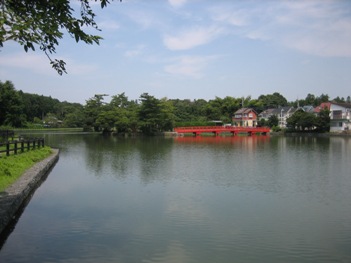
left=0, top=0, right=120, bottom=75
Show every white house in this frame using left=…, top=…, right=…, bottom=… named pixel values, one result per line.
left=258, top=106, right=296, bottom=128
left=330, top=103, right=351, bottom=132
left=315, top=102, right=351, bottom=132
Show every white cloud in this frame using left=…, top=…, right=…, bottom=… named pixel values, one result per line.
left=0, top=53, right=55, bottom=75
left=126, top=10, right=161, bottom=29
left=0, top=52, right=98, bottom=75
left=164, top=55, right=216, bottom=78
left=168, top=0, right=187, bottom=8
left=208, top=1, right=351, bottom=58
left=124, top=45, right=145, bottom=58
left=277, top=1, right=351, bottom=57
left=163, top=26, right=224, bottom=50
left=98, top=20, right=120, bottom=31
left=210, top=6, right=248, bottom=27
left=65, top=59, right=99, bottom=75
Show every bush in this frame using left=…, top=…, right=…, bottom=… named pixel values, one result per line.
left=272, top=126, right=282, bottom=132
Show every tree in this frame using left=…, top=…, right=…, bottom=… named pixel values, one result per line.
left=96, top=110, right=118, bottom=132
left=206, top=97, right=223, bottom=121
left=305, top=93, right=316, bottom=106
left=317, top=94, right=329, bottom=104
left=84, top=94, right=108, bottom=131
left=19, top=91, right=62, bottom=122
left=0, top=0, right=119, bottom=75
left=267, top=115, right=279, bottom=128
left=287, top=110, right=316, bottom=131
left=171, top=99, right=194, bottom=123
left=299, top=112, right=317, bottom=131
left=258, top=92, right=288, bottom=109
left=158, top=98, right=175, bottom=131
left=63, top=111, right=84, bottom=128
left=138, top=93, right=161, bottom=135
left=315, top=108, right=330, bottom=132
left=192, top=99, right=208, bottom=117
left=257, top=118, right=267, bottom=127
left=247, top=98, right=264, bottom=113
left=98, top=93, right=139, bottom=133
left=44, top=113, right=60, bottom=128
left=333, top=96, right=345, bottom=103
left=138, top=93, right=175, bottom=135
left=0, top=80, right=25, bottom=127
left=221, top=96, right=241, bottom=122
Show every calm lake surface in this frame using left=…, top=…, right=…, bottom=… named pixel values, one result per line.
left=0, top=133, right=351, bottom=263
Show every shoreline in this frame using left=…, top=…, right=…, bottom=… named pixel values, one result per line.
left=0, top=149, right=59, bottom=236
left=270, top=131, right=351, bottom=137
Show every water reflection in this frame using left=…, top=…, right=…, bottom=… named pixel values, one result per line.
left=81, top=136, right=175, bottom=183
left=0, top=134, right=350, bottom=263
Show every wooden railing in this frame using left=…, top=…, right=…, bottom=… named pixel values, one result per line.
left=0, top=138, right=45, bottom=157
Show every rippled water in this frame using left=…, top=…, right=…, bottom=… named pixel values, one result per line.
left=0, top=134, right=351, bottom=262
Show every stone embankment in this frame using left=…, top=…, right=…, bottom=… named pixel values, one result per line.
left=0, top=149, right=59, bottom=235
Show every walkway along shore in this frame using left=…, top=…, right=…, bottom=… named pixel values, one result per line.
left=0, top=149, right=59, bottom=236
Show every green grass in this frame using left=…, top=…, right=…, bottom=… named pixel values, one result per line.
left=15, top=127, right=83, bottom=132
left=0, top=147, right=53, bottom=192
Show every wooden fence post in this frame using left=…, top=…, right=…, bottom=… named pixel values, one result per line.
left=6, top=142, right=10, bottom=156
left=14, top=140, right=18, bottom=154
left=0, top=138, right=45, bottom=157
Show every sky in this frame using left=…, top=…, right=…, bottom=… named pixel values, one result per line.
left=1, top=0, right=351, bottom=104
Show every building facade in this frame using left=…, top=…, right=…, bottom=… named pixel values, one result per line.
left=329, top=103, right=350, bottom=132
left=258, top=106, right=296, bottom=128
left=315, top=102, right=351, bottom=132
left=233, top=108, right=258, bottom=127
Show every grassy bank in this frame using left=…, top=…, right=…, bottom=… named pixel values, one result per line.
left=15, top=127, right=83, bottom=132
left=0, top=147, right=53, bottom=192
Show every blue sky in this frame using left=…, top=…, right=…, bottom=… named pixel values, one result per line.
left=1, top=0, right=351, bottom=104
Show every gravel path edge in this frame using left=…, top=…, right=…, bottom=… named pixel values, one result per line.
left=0, top=149, right=60, bottom=235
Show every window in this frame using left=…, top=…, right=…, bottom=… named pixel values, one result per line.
left=333, top=110, right=342, bottom=119
left=248, top=113, right=253, bottom=118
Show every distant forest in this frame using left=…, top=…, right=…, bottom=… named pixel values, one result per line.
left=1, top=80, right=350, bottom=134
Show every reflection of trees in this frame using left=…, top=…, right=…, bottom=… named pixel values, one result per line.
left=82, top=135, right=173, bottom=182
left=83, top=135, right=137, bottom=179
left=136, top=137, right=174, bottom=184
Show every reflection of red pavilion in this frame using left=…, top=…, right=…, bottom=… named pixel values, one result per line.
left=174, top=135, right=270, bottom=151
left=174, top=136, right=270, bottom=162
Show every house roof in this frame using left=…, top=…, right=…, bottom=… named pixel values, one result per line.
left=234, top=108, right=257, bottom=114
left=314, top=102, right=351, bottom=113
left=331, top=102, right=351, bottom=109
left=301, top=105, right=315, bottom=113
left=259, top=108, right=275, bottom=115
left=259, top=106, right=295, bottom=116
left=314, top=102, right=331, bottom=113
left=273, top=106, right=296, bottom=115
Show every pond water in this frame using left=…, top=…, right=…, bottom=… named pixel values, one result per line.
left=0, top=134, right=351, bottom=263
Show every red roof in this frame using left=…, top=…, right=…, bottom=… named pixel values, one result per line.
left=314, top=102, right=331, bottom=113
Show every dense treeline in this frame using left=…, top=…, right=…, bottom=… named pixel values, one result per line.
left=1, top=80, right=350, bottom=134
left=0, top=81, right=83, bottom=128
